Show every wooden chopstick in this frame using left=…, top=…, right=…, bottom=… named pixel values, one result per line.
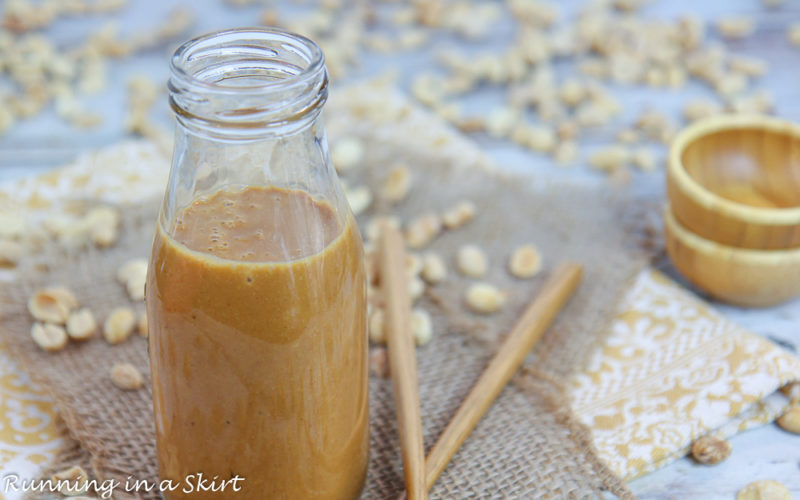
left=379, top=223, right=428, bottom=500
left=409, top=261, right=583, bottom=495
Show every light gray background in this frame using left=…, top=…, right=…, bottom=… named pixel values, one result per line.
left=1, top=1, right=799, bottom=498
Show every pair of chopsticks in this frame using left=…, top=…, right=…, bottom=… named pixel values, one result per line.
left=378, top=224, right=583, bottom=500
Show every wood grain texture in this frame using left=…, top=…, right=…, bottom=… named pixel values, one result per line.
left=668, top=115, right=800, bottom=250
left=379, top=224, right=427, bottom=500
left=422, top=262, right=583, bottom=491
left=664, top=206, right=800, bottom=307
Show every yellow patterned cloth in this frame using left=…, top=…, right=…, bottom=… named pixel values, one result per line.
left=0, top=340, right=63, bottom=500
left=570, top=270, right=800, bottom=481
left=2, top=141, right=799, bottom=494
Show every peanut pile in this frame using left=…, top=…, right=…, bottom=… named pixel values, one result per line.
left=0, top=1, right=192, bottom=135
left=0, top=203, right=124, bottom=279
left=2, top=0, right=796, bottom=178
left=245, top=0, right=794, bottom=179
left=25, top=256, right=148, bottom=392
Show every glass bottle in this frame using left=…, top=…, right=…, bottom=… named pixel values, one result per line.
left=145, top=28, right=368, bottom=500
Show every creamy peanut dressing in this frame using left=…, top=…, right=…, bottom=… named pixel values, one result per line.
left=147, top=186, right=368, bottom=500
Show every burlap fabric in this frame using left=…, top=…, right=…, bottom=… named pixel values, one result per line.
left=1, top=142, right=648, bottom=499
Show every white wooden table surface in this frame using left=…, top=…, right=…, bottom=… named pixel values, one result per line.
left=1, top=1, right=799, bottom=498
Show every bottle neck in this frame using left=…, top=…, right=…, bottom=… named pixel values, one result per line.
left=168, top=28, right=328, bottom=141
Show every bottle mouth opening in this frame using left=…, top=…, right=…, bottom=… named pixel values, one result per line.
left=169, top=27, right=328, bottom=137
left=170, top=27, right=325, bottom=92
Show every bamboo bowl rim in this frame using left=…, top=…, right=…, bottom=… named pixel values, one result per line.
left=664, top=204, right=800, bottom=263
left=668, top=114, right=800, bottom=224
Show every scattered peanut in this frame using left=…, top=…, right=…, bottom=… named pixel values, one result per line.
left=66, top=308, right=97, bottom=341
left=405, top=213, right=442, bottom=248
left=737, top=480, right=791, bottom=500
left=51, top=465, right=89, bottom=496
left=368, top=309, right=386, bottom=344
left=421, top=252, right=447, bottom=284
left=466, top=283, right=507, bottom=314
left=609, top=166, right=633, bottom=186
left=31, top=323, right=68, bottom=352
left=369, top=347, right=390, bottom=378
left=365, top=216, right=401, bottom=243
left=381, top=165, right=413, bottom=203
left=406, top=253, right=423, bottom=278
left=729, top=56, right=767, bottom=78
left=110, top=362, right=144, bottom=390
left=714, top=72, right=748, bottom=98
left=683, top=99, right=721, bottom=122
left=103, top=307, right=136, bottom=344
left=117, top=258, right=147, bottom=284
left=524, top=125, right=557, bottom=152
left=454, top=116, right=486, bottom=133
left=408, top=275, right=425, bottom=302
left=632, top=148, right=657, bottom=172
left=553, top=141, right=579, bottom=165
left=457, top=244, right=488, bottom=277
left=616, top=129, right=638, bottom=144
left=636, top=110, right=675, bottom=143
left=589, top=146, right=630, bottom=172
left=779, top=382, right=800, bottom=402
left=645, top=66, right=666, bottom=87
left=691, top=435, right=732, bottom=465
left=138, top=311, right=148, bottom=337
left=411, top=308, right=433, bottom=346
left=486, top=107, right=519, bottom=138
left=559, top=78, right=586, bottom=108
left=0, top=213, right=24, bottom=239
left=776, top=405, right=800, bottom=434
left=576, top=102, right=612, bottom=128
left=28, top=288, right=75, bottom=324
left=345, top=186, right=372, bottom=216
left=508, top=244, right=543, bottom=278
left=85, top=206, right=120, bottom=247
left=716, top=17, right=755, bottom=40
left=117, top=258, right=148, bottom=301
left=47, top=286, right=79, bottom=310
left=126, top=274, right=145, bottom=301
left=728, top=91, right=774, bottom=114
left=0, top=239, right=24, bottom=266
left=331, top=136, right=364, bottom=172
left=442, top=200, right=476, bottom=230
left=367, top=284, right=383, bottom=309
left=365, top=246, right=380, bottom=285
left=789, top=24, right=800, bottom=47
left=556, top=120, right=580, bottom=141
left=90, top=222, right=119, bottom=247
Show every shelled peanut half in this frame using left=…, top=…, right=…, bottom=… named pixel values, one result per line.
left=0, top=204, right=125, bottom=277
left=28, top=286, right=83, bottom=351
left=24, top=255, right=150, bottom=392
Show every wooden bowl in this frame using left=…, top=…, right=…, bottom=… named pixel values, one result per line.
left=664, top=206, right=800, bottom=307
left=667, top=114, right=800, bottom=250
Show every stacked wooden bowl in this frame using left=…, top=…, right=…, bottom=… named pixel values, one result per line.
left=666, top=114, right=800, bottom=307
